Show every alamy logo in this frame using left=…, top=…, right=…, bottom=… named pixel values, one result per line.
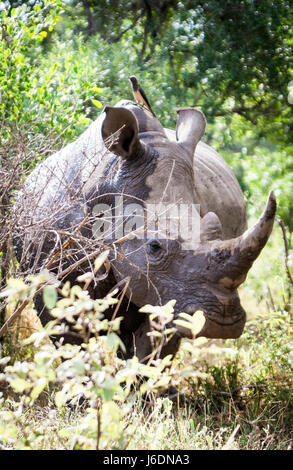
left=92, top=196, right=200, bottom=250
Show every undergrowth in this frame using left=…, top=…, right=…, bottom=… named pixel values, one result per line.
left=0, top=248, right=292, bottom=450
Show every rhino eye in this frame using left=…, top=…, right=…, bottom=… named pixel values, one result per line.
left=148, top=240, right=162, bottom=253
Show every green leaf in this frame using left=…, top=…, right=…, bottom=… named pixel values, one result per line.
left=106, top=332, right=126, bottom=353
left=174, top=311, right=206, bottom=337
left=91, top=99, right=102, bottom=108
left=61, top=281, right=71, bottom=298
left=72, top=359, right=85, bottom=375
left=30, top=378, right=47, bottom=400
left=55, top=391, right=66, bottom=408
left=43, top=287, right=58, bottom=309
left=147, top=330, right=162, bottom=338
left=10, top=378, right=31, bottom=393
left=94, top=250, right=109, bottom=271
left=173, top=319, right=192, bottom=330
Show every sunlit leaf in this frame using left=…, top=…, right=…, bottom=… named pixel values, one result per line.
left=91, top=99, right=102, bottom=108
left=30, top=378, right=47, bottom=400
left=10, top=378, right=31, bottom=393
left=94, top=250, right=110, bottom=272
left=174, top=310, right=206, bottom=337
left=43, top=287, right=57, bottom=309
left=55, top=391, right=66, bottom=408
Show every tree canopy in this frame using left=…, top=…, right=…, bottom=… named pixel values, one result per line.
left=0, top=0, right=292, bottom=229
left=58, top=0, right=293, bottom=145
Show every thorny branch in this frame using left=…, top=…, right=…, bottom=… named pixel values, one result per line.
left=278, top=218, right=293, bottom=287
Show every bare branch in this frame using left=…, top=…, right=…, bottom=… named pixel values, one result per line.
left=278, top=218, right=293, bottom=287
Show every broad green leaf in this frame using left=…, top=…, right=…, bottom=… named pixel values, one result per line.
left=106, top=332, right=126, bottom=353
left=30, top=378, right=47, bottom=400
left=61, top=281, right=71, bottom=297
left=55, top=391, right=66, bottom=408
left=146, top=330, right=162, bottom=338
left=91, top=99, right=102, bottom=108
left=174, top=310, right=206, bottom=337
left=72, top=359, right=85, bottom=375
left=43, top=286, right=57, bottom=309
left=140, top=300, right=176, bottom=319
left=10, top=378, right=31, bottom=393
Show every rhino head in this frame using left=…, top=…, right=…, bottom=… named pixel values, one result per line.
left=96, top=101, right=276, bottom=346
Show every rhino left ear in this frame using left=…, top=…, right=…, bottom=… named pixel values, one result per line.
left=102, top=106, right=143, bottom=160
left=176, top=107, right=206, bottom=158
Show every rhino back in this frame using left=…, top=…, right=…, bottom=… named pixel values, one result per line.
left=194, top=141, right=247, bottom=238
left=164, top=128, right=246, bottom=238
left=19, top=115, right=109, bottom=218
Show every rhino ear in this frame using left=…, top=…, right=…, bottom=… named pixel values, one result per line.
left=175, top=108, right=206, bottom=158
left=201, top=212, right=223, bottom=242
left=102, top=106, right=143, bottom=160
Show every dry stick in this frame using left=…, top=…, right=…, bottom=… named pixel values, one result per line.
left=278, top=218, right=293, bottom=286
left=0, top=245, right=104, bottom=340
left=267, top=286, right=276, bottom=312
left=222, top=424, right=240, bottom=450
left=0, top=237, right=132, bottom=340
left=1, top=238, right=153, bottom=343
left=56, top=223, right=149, bottom=280
left=0, top=247, right=108, bottom=339
left=96, top=401, right=102, bottom=451
left=56, top=247, right=106, bottom=280
left=45, top=215, right=89, bottom=269
left=108, top=276, right=131, bottom=334
left=16, top=144, right=113, bottom=270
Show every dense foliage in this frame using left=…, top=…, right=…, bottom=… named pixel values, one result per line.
left=6, top=0, right=292, bottom=139
left=1, top=0, right=292, bottom=227
left=0, top=262, right=292, bottom=450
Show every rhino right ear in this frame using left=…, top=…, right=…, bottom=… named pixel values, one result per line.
left=175, top=107, right=206, bottom=159
left=102, top=106, right=143, bottom=160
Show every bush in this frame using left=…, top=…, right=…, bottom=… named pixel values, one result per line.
left=0, top=263, right=292, bottom=450
left=0, top=265, right=209, bottom=450
left=0, top=2, right=102, bottom=146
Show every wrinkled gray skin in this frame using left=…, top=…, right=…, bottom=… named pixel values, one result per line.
left=15, top=100, right=276, bottom=361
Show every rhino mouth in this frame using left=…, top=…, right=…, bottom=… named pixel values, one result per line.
left=197, top=311, right=246, bottom=339
left=175, top=303, right=246, bottom=340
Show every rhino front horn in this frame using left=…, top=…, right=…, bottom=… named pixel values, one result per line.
left=175, top=107, right=206, bottom=158
left=216, top=191, right=277, bottom=289
left=234, top=190, right=276, bottom=279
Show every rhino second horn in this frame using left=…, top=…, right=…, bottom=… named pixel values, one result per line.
left=217, top=191, right=277, bottom=289
left=201, top=212, right=223, bottom=242
left=175, top=107, right=206, bottom=159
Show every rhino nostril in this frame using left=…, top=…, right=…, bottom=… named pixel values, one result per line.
left=184, top=305, right=198, bottom=315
